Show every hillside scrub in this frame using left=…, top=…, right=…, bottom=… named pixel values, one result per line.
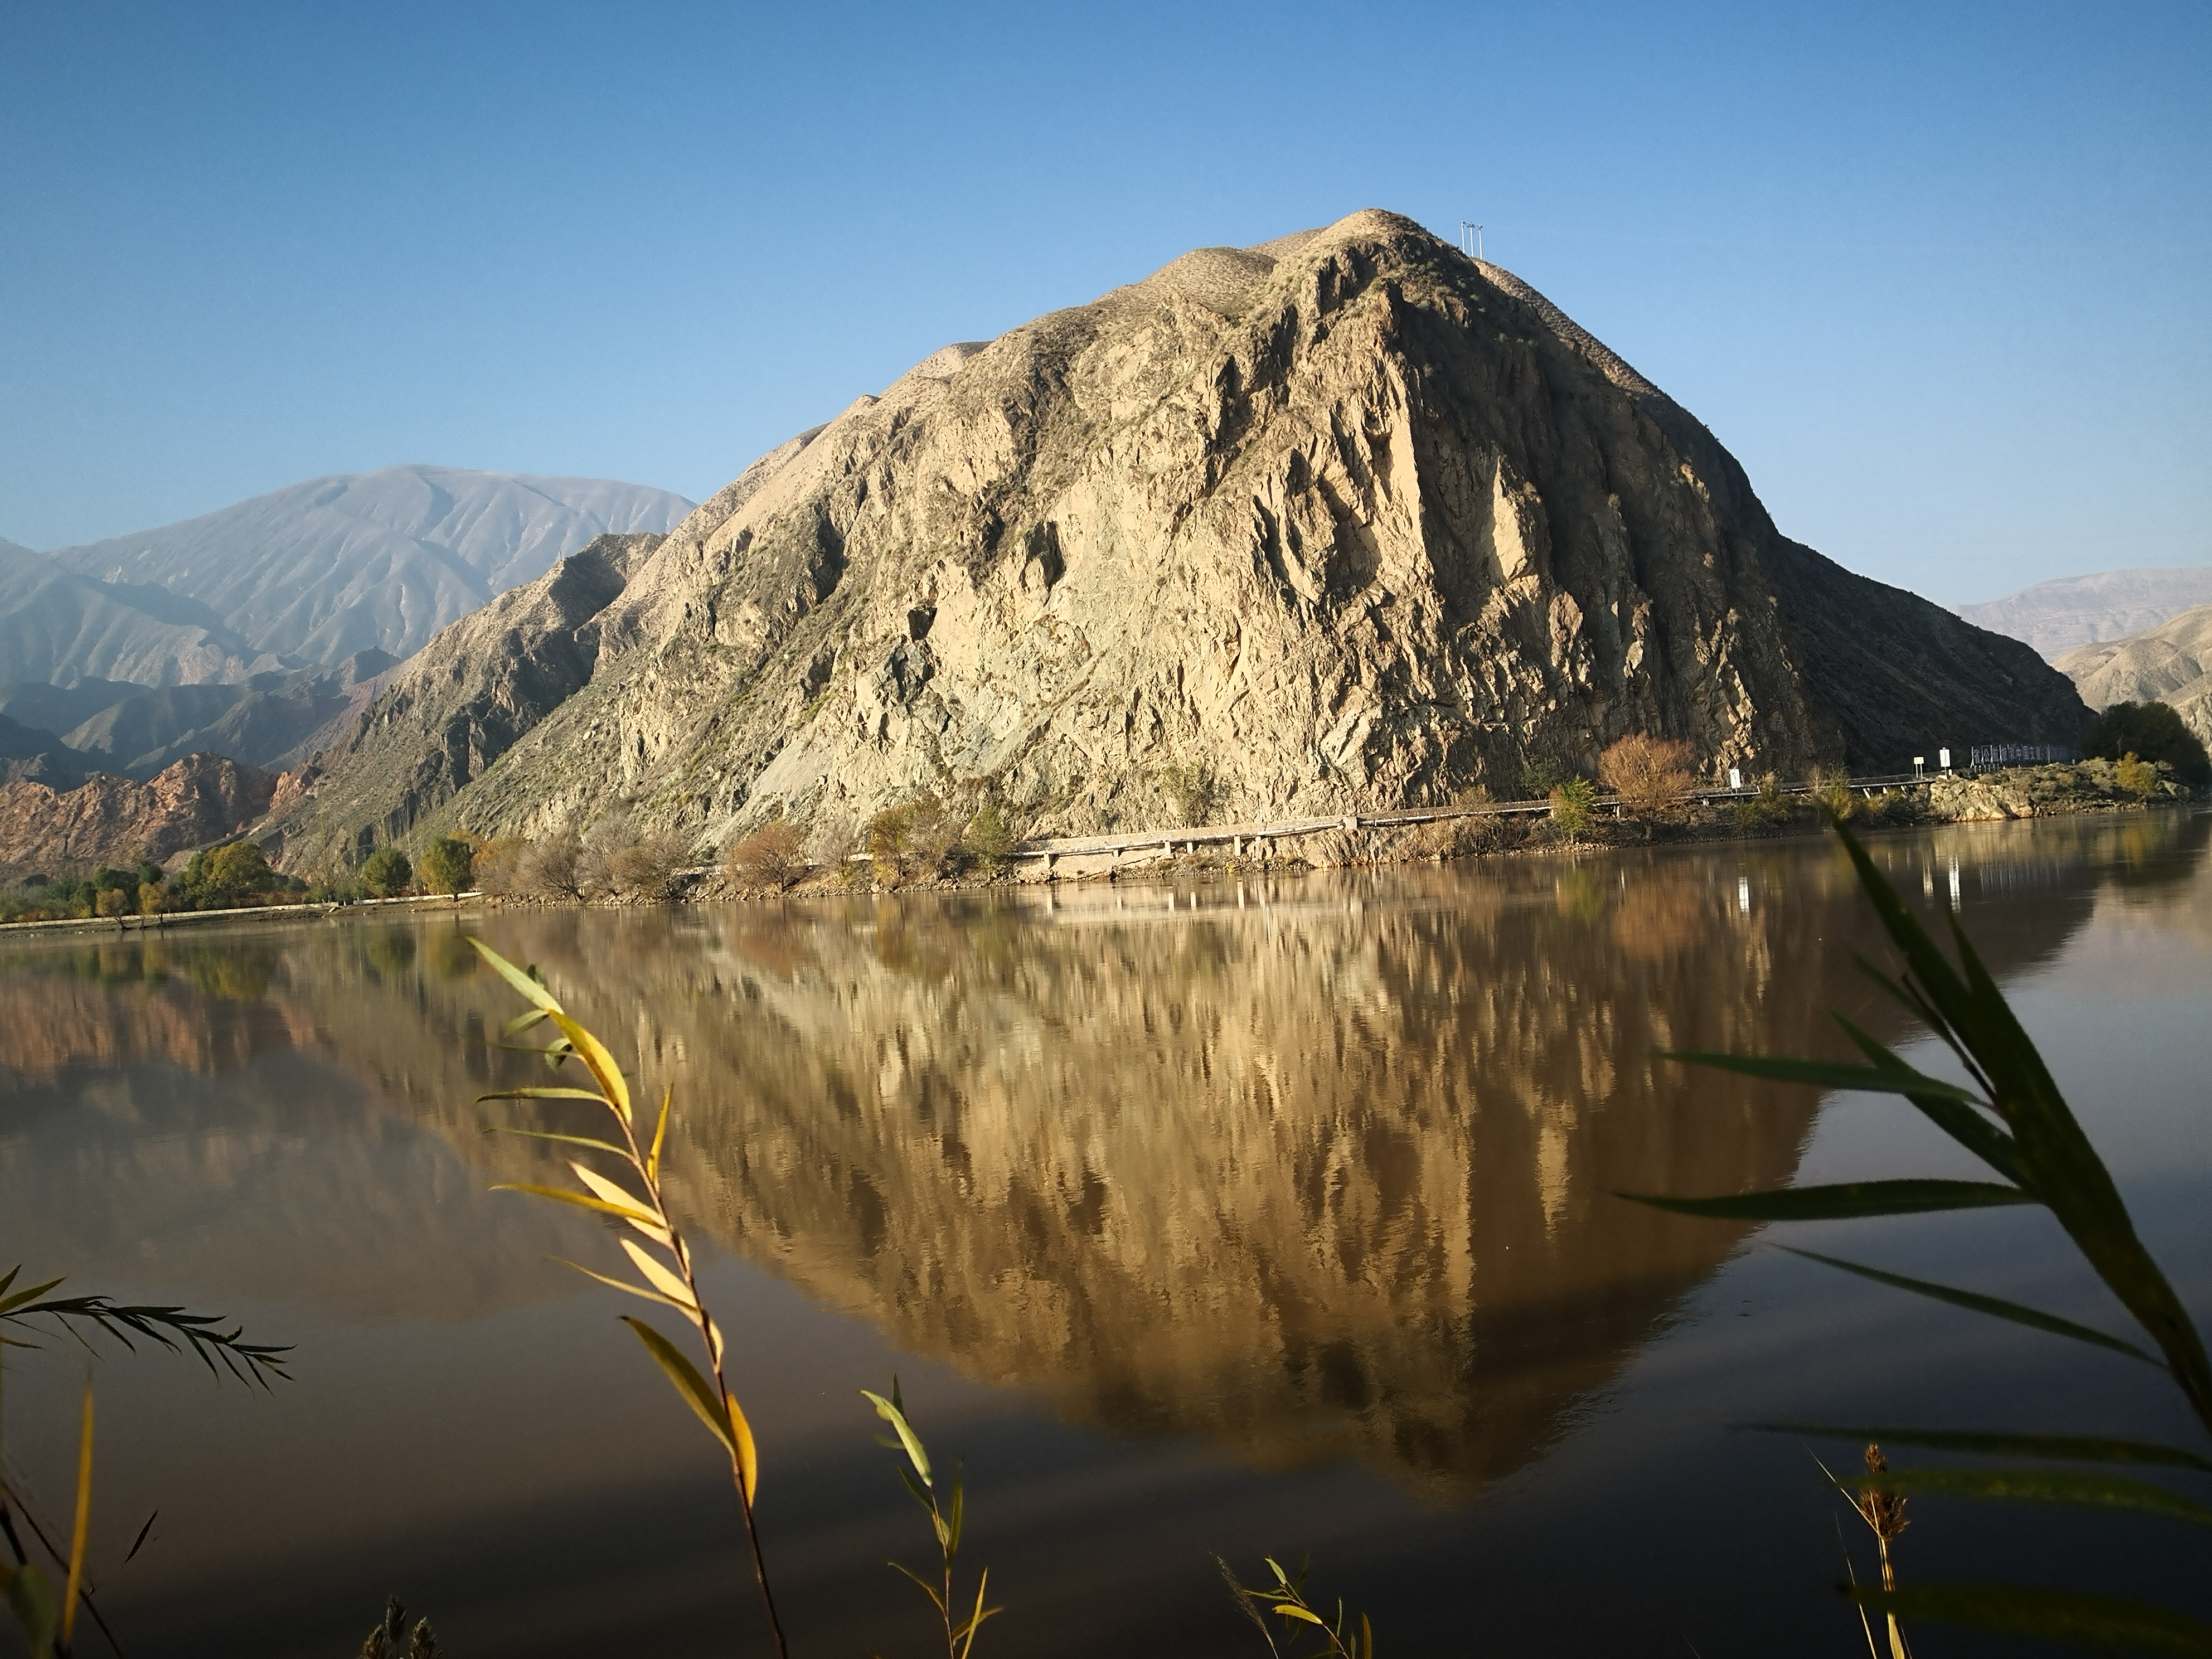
left=609, top=830, right=695, bottom=900
left=726, top=821, right=808, bottom=891
left=2083, top=700, right=2210, bottom=785
left=516, top=831, right=585, bottom=900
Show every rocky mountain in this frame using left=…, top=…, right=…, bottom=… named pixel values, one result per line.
left=0, top=539, right=275, bottom=687
left=43, top=467, right=695, bottom=673
left=1958, top=567, right=2212, bottom=660
left=0, top=712, right=94, bottom=789
left=0, top=753, right=286, bottom=881
left=261, top=211, right=2088, bottom=871
left=2057, top=603, right=2212, bottom=748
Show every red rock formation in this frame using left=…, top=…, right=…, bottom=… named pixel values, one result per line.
left=0, top=754, right=284, bottom=879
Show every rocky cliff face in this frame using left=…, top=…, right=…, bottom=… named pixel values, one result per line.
left=270, top=211, right=2088, bottom=864
left=256, top=534, right=664, bottom=865
left=0, top=753, right=282, bottom=880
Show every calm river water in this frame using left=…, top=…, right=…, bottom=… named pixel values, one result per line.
left=3, top=814, right=2209, bottom=1657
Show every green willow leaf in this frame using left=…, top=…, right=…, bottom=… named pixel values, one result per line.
left=488, top=1128, right=632, bottom=1159
left=1829, top=1013, right=2029, bottom=1187
left=1750, top=1423, right=2212, bottom=1473
left=863, top=1389, right=934, bottom=1486
left=1835, top=822, right=2212, bottom=1433
left=1847, top=1465, right=2212, bottom=1528
left=1619, top=1179, right=2034, bottom=1222
left=1778, top=1248, right=2162, bottom=1364
left=0, top=1275, right=65, bottom=1316
left=620, top=1317, right=736, bottom=1462
left=476, top=1088, right=609, bottom=1105
left=1848, top=1584, right=2212, bottom=1656
left=1657, top=1050, right=1980, bottom=1100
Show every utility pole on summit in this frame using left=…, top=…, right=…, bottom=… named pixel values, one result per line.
left=1460, top=221, right=1484, bottom=259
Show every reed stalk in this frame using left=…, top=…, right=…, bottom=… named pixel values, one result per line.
left=470, top=940, right=789, bottom=1659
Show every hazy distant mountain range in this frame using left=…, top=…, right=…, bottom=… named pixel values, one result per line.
left=1956, top=567, right=2212, bottom=660
left=38, top=466, right=695, bottom=675
left=0, top=468, right=692, bottom=780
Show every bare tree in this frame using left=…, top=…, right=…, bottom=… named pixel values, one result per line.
left=1598, top=734, right=1695, bottom=832
left=726, top=821, right=808, bottom=891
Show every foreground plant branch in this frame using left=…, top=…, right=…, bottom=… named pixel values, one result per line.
left=864, top=1379, right=997, bottom=1659
left=469, top=940, right=788, bottom=1659
left=1626, top=817, right=2212, bottom=1654
left=1, top=1267, right=292, bottom=1387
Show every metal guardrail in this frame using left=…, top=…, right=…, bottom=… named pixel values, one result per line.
left=1003, top=772, right=1933, bottom=867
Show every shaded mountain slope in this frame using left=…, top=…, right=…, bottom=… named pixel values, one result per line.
left=257, top=535, right=665, bottom=864
left=2059, top=603, right=2212, bottom=749
left=0, top=541, right=273, bottom=687
left=270, top=211, right=2085, bottom=867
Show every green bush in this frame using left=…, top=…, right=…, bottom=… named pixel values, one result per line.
left=963, top=801, right=1016, bottom=865
left=866, top=794, right=960, bottom=884
left=2082, top=700, right=2209, bottom=786
left=1548, top=775, right=1598, bottom=842
left=361, top=845, right=413, bottom=898
left=2115, top=751, right=2160, bottom=799
left=421, top=836, right=475, bottom=894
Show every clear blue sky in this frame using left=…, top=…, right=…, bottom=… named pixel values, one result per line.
left=3, top=0, right=2206, bottom=604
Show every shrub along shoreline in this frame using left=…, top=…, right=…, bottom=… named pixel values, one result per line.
left=3, top=758, right=2194, bottom=933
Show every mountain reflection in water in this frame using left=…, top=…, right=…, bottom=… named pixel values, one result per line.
left=8, top=814, right=2190, bottom=1511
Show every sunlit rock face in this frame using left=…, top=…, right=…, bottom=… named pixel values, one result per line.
left=274, top=212, right=2083, bottom=864
left=6, top=819, right=2187, bottom=1488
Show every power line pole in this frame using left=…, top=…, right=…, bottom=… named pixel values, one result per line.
left=1460, top=221, right=1485, bottom=260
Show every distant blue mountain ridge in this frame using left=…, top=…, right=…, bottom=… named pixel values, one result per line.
left=0, top=467, right=692, bottom=782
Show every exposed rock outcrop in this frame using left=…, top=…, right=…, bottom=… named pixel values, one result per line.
left=0, top=753, right=282, bottom=880
left=260, top=534, right=665, bottom=860
left=266, top=211, right=2088, bottom=867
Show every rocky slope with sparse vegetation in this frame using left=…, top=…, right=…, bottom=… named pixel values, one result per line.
left=259, top=210, right=2088, bottom=874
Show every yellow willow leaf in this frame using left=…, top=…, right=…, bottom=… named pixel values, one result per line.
left=620, top=1318, right=757, bottom=1503
left=490, top=1183, right=667, bottom=1232
left=705, top=1316, right=726, bottom=1367
left=647, top=1085, right=671, bottom=1184
left=551, top=1257, right=691, bottom=1313
left=468, top=940, right=563, bottom=1013
left=572, top=1161, right=646, bottom=1211
left=549, top=1011, right=631, bottom=1123
left=727, top=1388, right=760, bottom=1506
left=620, top=1239, right=698, bottom=1309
